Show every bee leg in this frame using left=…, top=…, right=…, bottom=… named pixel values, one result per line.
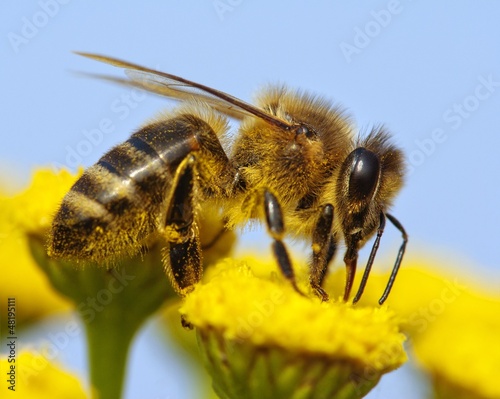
left=263, top=190, right=303, bottom=296
left=163, top=156, right=202, bottom=298
left=352, top=212, right=386, bottom=303
left=378, top=213, right=408, bottom=304
left=324, top=237, right=338, bottom=277
left=310, top=204, right=335, bottom=301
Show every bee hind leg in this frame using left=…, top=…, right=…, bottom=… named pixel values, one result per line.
left=310, top=204, right=336, bottom=302
left=263, top=190, right=304, bottom=296
left=162, top=156, right=202, bottom=299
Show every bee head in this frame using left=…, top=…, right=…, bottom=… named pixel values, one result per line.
left=334, top=127, right=405, bottom=237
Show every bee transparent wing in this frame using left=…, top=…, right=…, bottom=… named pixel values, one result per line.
left=76, top=52, right=291, bottom=129
left=125, top=69, right=252, bottom=121
left=77, top=72, right=249, bottom=121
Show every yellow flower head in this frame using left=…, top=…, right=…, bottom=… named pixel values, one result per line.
left=412, top=288, right=500, bottom=399
left=180, top=257, right=407, bottom=399
left=0, top=168, right=79, bottom=329
left=1, top=168, right=81, bottom=233
left=324, top=260, right=470, bottom=336
left=0, top=352, right=89, bottom=399
left=16, top=167, right=177, bottom=399
left=324, top=256, right=500, bottom=398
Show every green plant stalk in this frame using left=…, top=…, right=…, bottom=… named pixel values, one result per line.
left=28, top=234, right=174, bottom=399
left=85, top=307, right=142, bottom=399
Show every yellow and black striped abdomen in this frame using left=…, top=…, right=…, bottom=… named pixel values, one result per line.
left=49, top=115, right=202, bottom=262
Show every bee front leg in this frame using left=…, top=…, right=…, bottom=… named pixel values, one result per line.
left=310, top=204, right=335, bottom=301
left=352, top=212, right=386, bottom=304
left=378, top=213, right=408, bottom=304
left=263, top=190, right=303, bottom=296
left=163, top=156, right=202, bottom=298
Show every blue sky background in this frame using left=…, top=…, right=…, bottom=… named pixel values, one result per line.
left=2, top=1, right=500, bottom=398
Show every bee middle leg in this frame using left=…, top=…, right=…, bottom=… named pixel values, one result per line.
left=309, top=204, right=336, bottom=301
left=163, top=156, right=202, bottom=297
left=263, top=190, right=303, bottom=295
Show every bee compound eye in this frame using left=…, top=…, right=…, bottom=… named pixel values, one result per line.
left=348, top=148, right=381, bottom=200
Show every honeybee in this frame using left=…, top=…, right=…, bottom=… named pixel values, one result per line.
left=49, top=53, right=407, bottom=304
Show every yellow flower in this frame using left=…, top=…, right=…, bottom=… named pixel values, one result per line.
left=0, top=167, right=178, bottom=399
left=1, top=168, right=81, bottom=232
left=0, top=169, right=78, bottom=333
left=0, top=166, right=238, bottom=399
left=412, top=288, right=500, bottom=399
left=180, top=257, right=407, bottom=399
left=328, top=256, right=500, bottom=399
left=0, top=352, right=90, bottom=398
left=323, top=259, right=470, bottom=336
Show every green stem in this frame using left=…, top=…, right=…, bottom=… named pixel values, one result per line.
left=28, top=235, right=174, bottom=399
left=85, top=308, right=141, bottom=399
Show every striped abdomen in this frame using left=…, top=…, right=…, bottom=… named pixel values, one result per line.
left=49, top=115, right=202, bottom=262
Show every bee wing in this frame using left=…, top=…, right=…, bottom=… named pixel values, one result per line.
left=124, top=69, right=252, bottom=121
left=76, top=72, right=249, bottom=121
left=76, top=52, right=292, bottom=129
